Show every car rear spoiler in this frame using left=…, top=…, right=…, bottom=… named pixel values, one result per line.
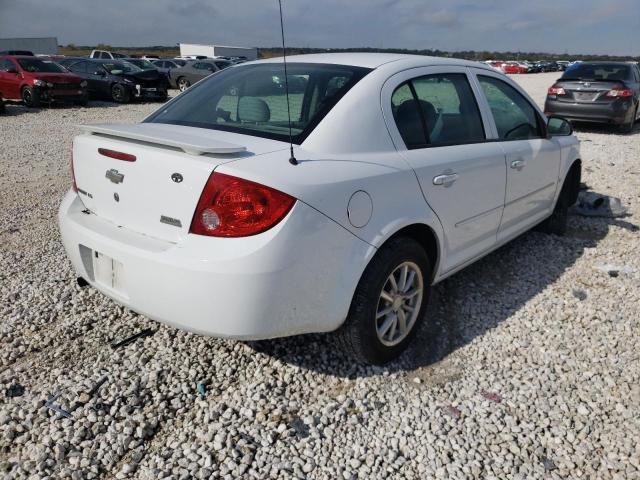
left=78, top=123, right=247, bottom=155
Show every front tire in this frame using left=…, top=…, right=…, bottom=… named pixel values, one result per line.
left=337, top=237, right=431, bottom=365
left=177, top=77, right=190, bottom=92
left=111, top=83, right=130, bottom=103
left=22, top=87, right=40, bottom=108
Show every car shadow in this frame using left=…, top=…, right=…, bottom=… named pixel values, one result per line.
left=247, top=206, right=637, bottom=379
left=572, top=121, right=640, bottom=136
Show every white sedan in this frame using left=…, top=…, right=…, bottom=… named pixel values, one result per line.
left=59, top=53, right=581, bottom=364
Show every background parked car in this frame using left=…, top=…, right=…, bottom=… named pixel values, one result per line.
left=168, top=59, right=231, bottom=91
left=545, top=61, right=640, bottom=133
left=89, top=50, right=127, bottom=60
left=536, top=61, right=559, bottom=72
left=556, top=61, right=570, bottom=71
left=0, top=55, right=87, bottom=107
left=502, top=62, right=528, bottom=74
left=152, top=59, right=188, bottom=77
left=59, top=58, right=168, bottom=103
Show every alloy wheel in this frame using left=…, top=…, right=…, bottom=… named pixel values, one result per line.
left=375, top=261, right=424, bottom=346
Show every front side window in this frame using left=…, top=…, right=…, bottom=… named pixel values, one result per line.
left=70, top=61, right=89, bottom=74
left=478, top=75, right=543, bottom=141
left=391, top=73, right=485, bottom=149
left=16, top=58, right=66, bottom=73
left=146, top=63, right=370, bottom=144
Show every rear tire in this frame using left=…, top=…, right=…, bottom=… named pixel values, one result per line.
left=336, top=237, right=431, bottom=365
left=0, top=96, right=5, bottom=114
left=111, top=83, right=130, bottom=103
left=22, top=87, right=40, bottom=108
left=622, top=104, right=637, bottom=133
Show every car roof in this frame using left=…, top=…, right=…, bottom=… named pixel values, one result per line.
left=254, top=52, right=493, bottom=71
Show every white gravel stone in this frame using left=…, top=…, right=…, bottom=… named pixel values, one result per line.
left=0, top=74, right=639, bottom=479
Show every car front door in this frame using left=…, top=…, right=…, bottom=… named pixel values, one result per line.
left=66, top=61, right=93, bottom=92
left=86, top=63, right=111, bottom=96
left=382, top=67, right=507, bottom=273
left=473, top=70, right=561, bottom=242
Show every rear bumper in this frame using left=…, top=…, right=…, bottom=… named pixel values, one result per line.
left=58, top=191, right=372, bottom=339
left=545, top=98, right=634, bottom=124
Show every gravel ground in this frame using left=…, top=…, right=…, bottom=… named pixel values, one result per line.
left=1, top=73, right=639, bottom=479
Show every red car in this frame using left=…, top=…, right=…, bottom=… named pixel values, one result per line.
left=502, top=62, right=528, bottom=74
left=0, top=55, right=88, bottom=107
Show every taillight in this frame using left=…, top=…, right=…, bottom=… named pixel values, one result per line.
left=606, top=88, right=633, bottom=98
left=71, top=146, right=78, bottom=192
left=190, top=172, right=296, bottom=237
left=548, top=86, right=566, bottom=96
left=98, top=148, right=136, bottom=162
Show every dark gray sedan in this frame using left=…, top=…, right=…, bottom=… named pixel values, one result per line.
left=168, top=59, right=232, bottom=91
left=545, top=62, right=640, bottom=133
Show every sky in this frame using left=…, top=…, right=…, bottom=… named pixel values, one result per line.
left=0, top=0, right=638, bottom=56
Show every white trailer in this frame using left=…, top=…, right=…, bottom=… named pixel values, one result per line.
left=0, top=37, right=58, bottom=55
left=179, top=43, right=257, bottom=60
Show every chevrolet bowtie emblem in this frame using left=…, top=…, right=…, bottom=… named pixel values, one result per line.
left=105, top=169, right=124, bottom=184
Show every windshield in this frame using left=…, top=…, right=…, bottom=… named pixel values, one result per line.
left=128, top=59, right=156, bottom=70
left=17, top=58, right=66, bottom=73
left=563, top=63, right=632, bottom=81
left=102, top=61, right=142, bottom=74
left=146, top=62, right=371, bottom=143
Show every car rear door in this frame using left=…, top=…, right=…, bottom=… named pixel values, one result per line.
left=472, top=70, right=561, bottom=241
left=0, top=58, right=21, bottom=98
left=382, top=66, right=507, bottom=273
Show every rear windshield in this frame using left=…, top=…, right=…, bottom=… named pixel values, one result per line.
left=17, top=58, right=65, bottom=73
left=563, top=63, right=632, bottom=81
left=146, top=62, right=371, bottom=143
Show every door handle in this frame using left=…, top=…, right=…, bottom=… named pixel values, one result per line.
left=511, top=159, right=526, bottom=170
left=433, top=173, right=459, bottom=186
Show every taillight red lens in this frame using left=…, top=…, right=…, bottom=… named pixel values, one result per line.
left=548, top=86, right=566, bottom=96
left=606, top=88, right=633, bottom=98
left=190, top=172, right=296, bottom=237
left=98, top=148, right=136, bottom=162
left=71, top=146, right=78, bottom=192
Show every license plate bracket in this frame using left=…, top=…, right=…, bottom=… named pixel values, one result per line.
left=93, top=251, right=125, bottom=293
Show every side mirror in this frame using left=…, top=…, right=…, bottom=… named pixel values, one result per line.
left=6, top=67, right=18, bottom=74
left=548, top=116, right=573, bottom=136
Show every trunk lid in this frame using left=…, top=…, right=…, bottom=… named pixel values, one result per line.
left=555, top=79, right=624, bottom=104
left=72, top=123, right=287, bottom=243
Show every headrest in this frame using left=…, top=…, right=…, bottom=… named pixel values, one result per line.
left=238, top=97, right=270, bottom=123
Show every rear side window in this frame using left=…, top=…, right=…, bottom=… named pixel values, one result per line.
left=0, top=59, right=15, bottom=71
left=391, top=73, right=485, bottom=149
left=478, top=76, right=543, bottom=141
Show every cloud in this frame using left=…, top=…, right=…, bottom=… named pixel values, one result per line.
left=0, top=0, right=637, bottom=56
